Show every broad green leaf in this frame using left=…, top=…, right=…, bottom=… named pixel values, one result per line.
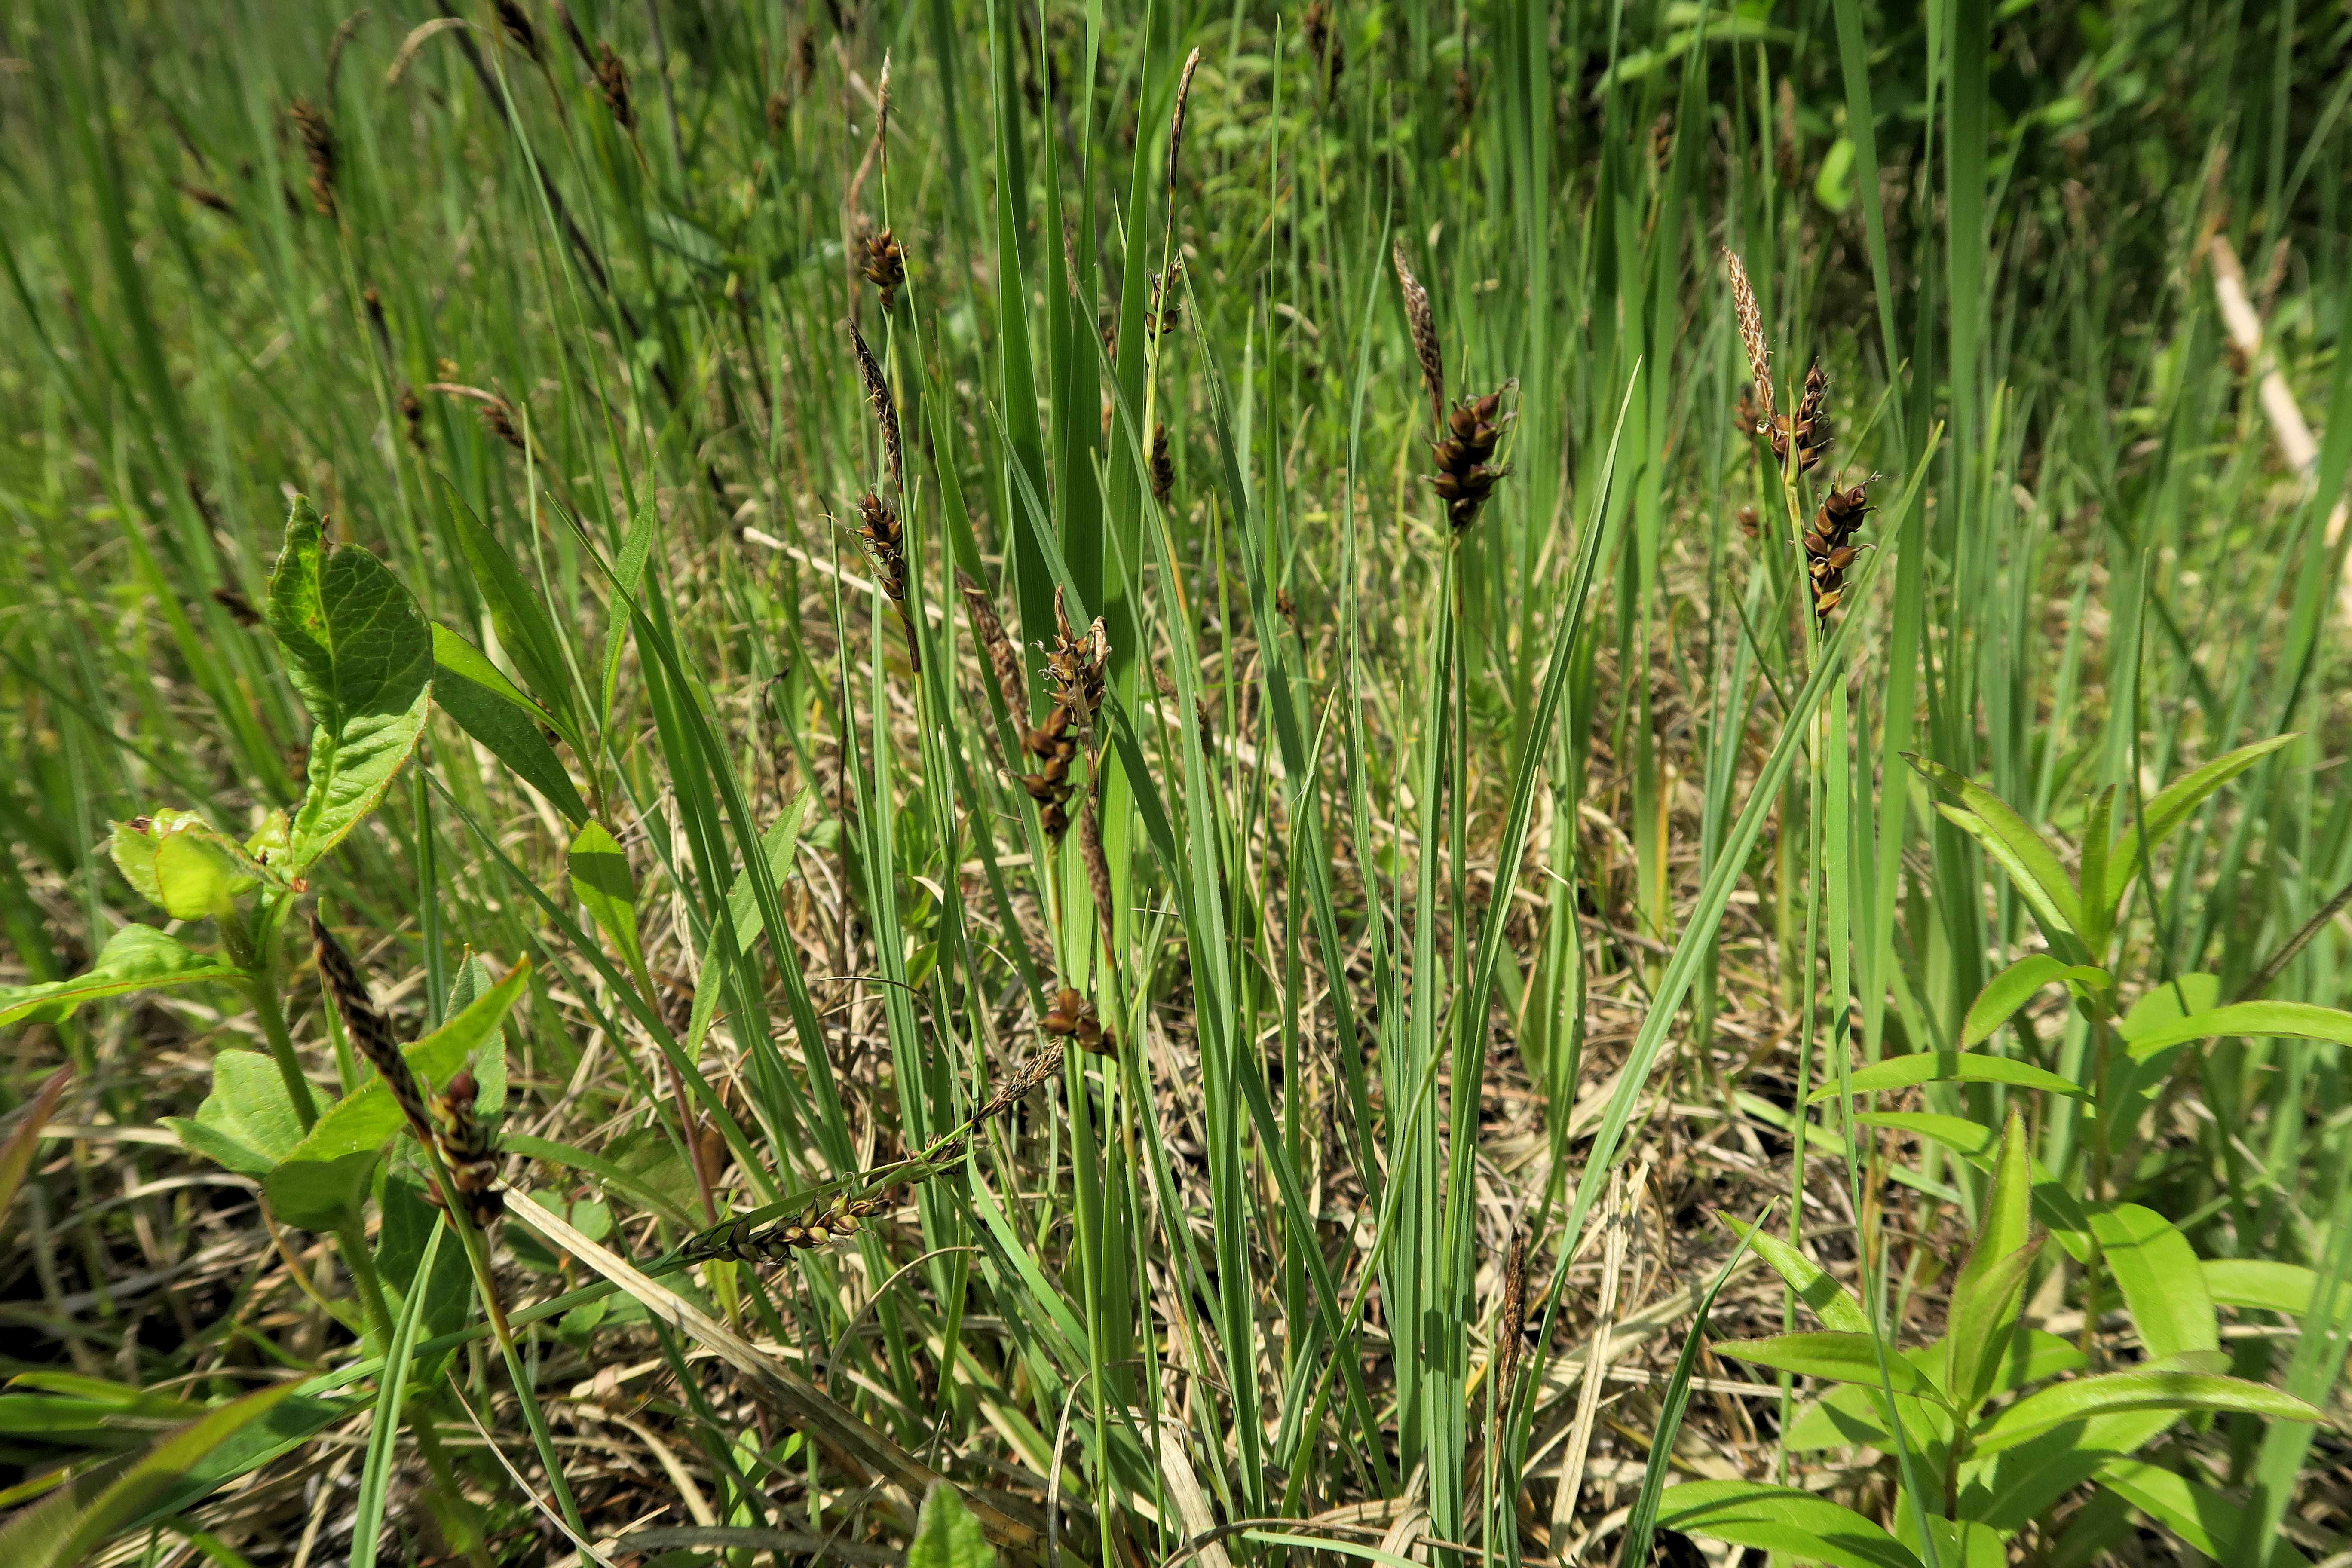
left=1653, top=1482, right=1923, bottom=1568
left=282, top=959, right=529, bottom=1165
left=267, top=499, right=434, bottom=871
left=0, top=1382, right=302, bottom=1566
left=1961, top=956, right=2108, bottom=1048
left=2204, top=1259, right=2330, bottom=1317
left=2101, top=735, right=2299, bottom=913
left=2088, top=1204, right=2217, bottom=1360
left=1792, top=1331, right=2089, bottom=1453
left=1812, top=1049, right=2084, bottom=1101
left=165, top=1051, right=307, bottom=1177
left=430, top=625, right=589, bottom=826
left=1970, top=1372, right=2322, bottom=1454
left=905, top=1481, right=998, bottom=1568
left=110, top=811, right=266, bottom=919
left=263, top=1149, right=379, bottom=1230
left=1945, top=1112, right=2036, bottom=1408
left=568, top=820, right=646, bottom=982
left=1909, top=754, right=2084, bottom=937
left=2094, top=1458, right=2310, bottom=1568
left=0, top=925, right=249, bottom=1027
left=2122, top=999, right=2352, bottom=1060
left=1718, top=1216, right=1870, bottom=1332
left=0, top=1066, right=72, bottom=1231
left=1715, top=1333, right=1936, bottom=1397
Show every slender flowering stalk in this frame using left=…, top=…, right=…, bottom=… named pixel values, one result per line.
left=1723, top=247, right=1772, bottom=426
left=1394, top=241, right=1446, bottom=432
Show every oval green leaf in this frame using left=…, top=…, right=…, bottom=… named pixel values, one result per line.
left=0, top=925, right=251, bottom=1027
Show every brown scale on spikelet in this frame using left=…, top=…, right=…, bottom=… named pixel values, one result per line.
left=595, top=41, right=636, bottom=131
left=428, top=1069, right=506, bottom=1228
left=1734, top=504, right=1761, bottom=540
left=861, top=228, right=906, bottom=310
left=1723, top=249, right=1772, bottom=423
left=1772, top=360, right=1832, bottom=474
left=1014, top=590, right=1107, bottom=837
left=480, top=395, right=527, bottom=454
left=181, top=182, right=236, bottom=217
left=852, top=491, right=920, bottom=673
left=1041, top=985, right=1114, bottom=1056
left=688, top=1181, right=908, bottom=1263
left=1145, top=268, right=1182, bottom=343
left=1393, top=242, right=1446, bottom=432
left=1494, top=1225, right=1529, bottom=1413
left=959, top=573, right=1026, bottom=723
left=1150, top=423, right=1174, bottom=502
left=980, top=1036, right=1068, bottom=1120
left=766, top=89, right=790, bottom=134
left=1429, top=390, right=1511, bottom=532
left=1802, top=479, right=1874, bottom=622
left=288, top=98, right=337, bottom=217
left=1080, top=788, right=1115, bottom=958
left=311, top=910, right=433, bottom=1143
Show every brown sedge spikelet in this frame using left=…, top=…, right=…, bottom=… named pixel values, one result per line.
left=689, top=1182, right=908, bottom=1263
left=861, top=229, right=906, bottom=310
left=980, top=1036, right=1068, bottom=1120
left=1494, top=1225, right=1529, bottom=1414
left=1723, top=248, right=1772, bottom=425
left=1777, top=360, right=1833, bottom=474
left=1080, top=786, right=1115, bottom=960
left=853, top=491, right=920, bottom=673
left=362, top=287, right=392, bottom=360
left=850, top=321, right=903, bottom=497
left=1150, top=423, right=1174, bottom=502
left=288, top=97, right=337, bottom=217
left=211, top=587, right=262, bottom=627
left=959, top=573, right=1026, bottom=722
left=1167, top=48, right=1202, bottom=200
left=1803, top=478, right=1873, bottom=622
left=310, top=910, right=433, bottom=1143
left=480, top=395, right=527, bottom=454
left=594, top=40, right=636, bottom=131
left=493, top=0, right=541, bottom=62
left=1393, top=240, right=1446, bottom=432
left=429, top=1069, right=506, bottom=1228
left=1041, top=985, right=1114, bottom=1057
left=1430, top=389, right=1510, bottom=532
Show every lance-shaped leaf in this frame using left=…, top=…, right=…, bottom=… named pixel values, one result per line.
left=1716, top=1333, right=1939, bottom=1398
left=1945, top=1111, right=2036, bottom=1409
left=1718, top=1216, right=1871, bottom=1332
left=2099, top=735, right=2298, bottom=915
left=568, top=820, right=648, bottom=984
left=2122, top=998, right=2352, bottom=1060
left=1811, top=1049, right=2084, bottom=1102
left=267, top=499, right=433, bottom=872
left=1908, top=754, right=2084, bottom=940
left=0, top=925, right=250, bottom=1027
left=430, top=625, right=589, bottom=826
left=1653, top=1482, right=1923, bottom=1568
left=2088, top=1204, right=2217, bottom=1361
left=1970, top=1372, right=2322, bottom=1455
left=1961, top=955, right=2109, bottom=1048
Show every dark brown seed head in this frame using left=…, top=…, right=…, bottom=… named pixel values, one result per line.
left=861, top=228, right=906, bottom=310
left=1495, top=1225, right=1529, bottom=1409
left=1393, top=241, right=1446, bottom=432
left=1167, top=48, right=1203, bottom=200
left=959, top=573, right=1027, bottom=721
left=854, top=491, right=905, bottom=600
left=595, top=40, right=636, bottom=131
left=493, top=0, right=541, bottom=61
left=1150, top=423, right=1174, bottom=502
left=980, top=1035, right=1067, bottom=1119
left=1429, top=389, right=1511, bottom=532
left=288, top=98, right=337, bottom=217
left=850, top=322, right=902, bottom=495
left=480, top=396, right=527, bottom=454
left=399, top=386, right=427, bottom=453
left=211, top=587, right=262, bottom=627
left=311, top=910, right=432, bottom=1142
